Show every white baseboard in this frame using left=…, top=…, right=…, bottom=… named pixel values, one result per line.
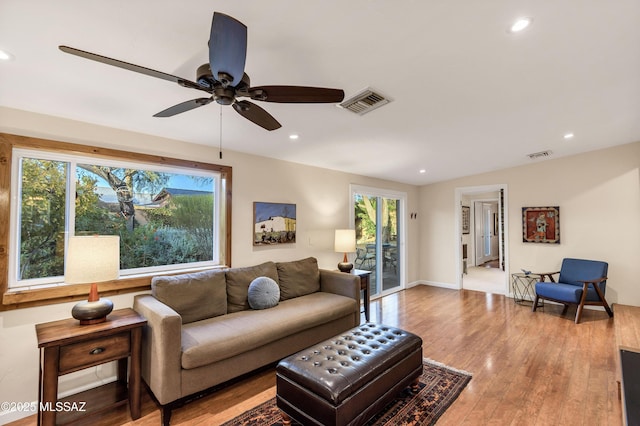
left=411, top=280, right=459, bottom=290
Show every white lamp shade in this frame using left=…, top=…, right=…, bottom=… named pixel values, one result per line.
left=334, top=229, right=356, bottom=253
left=65, top=236, right=120, bottom=284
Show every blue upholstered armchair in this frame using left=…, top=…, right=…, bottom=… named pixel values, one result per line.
left=532, top=258, right=613, bottom=324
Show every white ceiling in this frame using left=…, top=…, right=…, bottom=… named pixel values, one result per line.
left=1, top=1, right=639, bottom=185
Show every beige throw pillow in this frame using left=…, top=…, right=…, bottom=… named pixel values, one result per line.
left=152, top=269, right=227, bottom=324
left=276, top=257, right=320, bottom=300
left=226, top=262, right=279, bottom=313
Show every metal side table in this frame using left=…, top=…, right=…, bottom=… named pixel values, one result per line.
left=511, top=273, right=544, bottom=307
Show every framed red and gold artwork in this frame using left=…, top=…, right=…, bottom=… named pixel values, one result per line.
left=522, top=206, right=560, bottom=244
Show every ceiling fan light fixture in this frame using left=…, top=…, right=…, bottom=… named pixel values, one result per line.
left=509, top=17, right=533, bottom=33
left=563, top=132, right=575, bottom=140
left=289, top=134, right=299, bottom=140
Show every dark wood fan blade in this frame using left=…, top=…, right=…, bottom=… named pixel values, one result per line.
left=232, top=100, right=281, bottom=131
left=209, top=13, right=247, bottom=88
left=249, top=86, right=345, bottom=103
left=153, top=98, right=213, bottom=117
left=59, top=45, right=209, bottom=92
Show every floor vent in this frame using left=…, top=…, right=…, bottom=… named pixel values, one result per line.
left=527, top=150, right=553, bottom=160
left=339, top=88, right=391, bottom=115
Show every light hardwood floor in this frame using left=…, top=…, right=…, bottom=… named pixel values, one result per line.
left=11, top=285, right=621, bottom=425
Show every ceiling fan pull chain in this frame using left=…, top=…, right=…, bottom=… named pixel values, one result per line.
left=219, top=105, right=223, bottom=159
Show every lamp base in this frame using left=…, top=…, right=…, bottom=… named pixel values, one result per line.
left=72, top=299, right=114, bottom=325
left=338, top=262, right=354, bottom=273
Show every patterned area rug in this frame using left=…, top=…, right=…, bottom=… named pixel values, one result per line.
left=221, top=358, right=471, bottom=426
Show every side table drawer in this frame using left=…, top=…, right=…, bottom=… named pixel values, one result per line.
left=59, top=332, right=130, bottom=374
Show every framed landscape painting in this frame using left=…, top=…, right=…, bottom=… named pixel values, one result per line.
left=253, top=202, right=296, bottom=245
left=522, top=206, right=560, bottom=244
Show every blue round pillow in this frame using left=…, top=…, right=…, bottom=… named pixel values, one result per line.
left=248, top=276, right=280, bottom=310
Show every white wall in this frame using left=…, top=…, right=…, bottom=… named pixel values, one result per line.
left=419, top=141, right=640, bottom=306
left=0, top=107, right=419, bottom=423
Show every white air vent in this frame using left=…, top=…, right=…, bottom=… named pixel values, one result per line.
left=527, top=150, right=553, bottom=160
left=339, top=88, right=391, bottom=115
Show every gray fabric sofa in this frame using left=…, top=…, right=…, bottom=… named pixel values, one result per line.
left=132, top=257, right=360, bottom=425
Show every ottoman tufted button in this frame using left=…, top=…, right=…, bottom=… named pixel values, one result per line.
left=313, top=361, right=322, bottom=366
left=352, top=355, right=360, bottom=361
left=327, top=355, right=335, bottom=361
left=362, top=349, right=371, bottom=354
left=324, top=345, right=333, bottom=350
left=338, top=350, right=346, bottom=355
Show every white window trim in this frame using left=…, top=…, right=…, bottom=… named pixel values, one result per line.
left=9, top=147, right=222, bottom=290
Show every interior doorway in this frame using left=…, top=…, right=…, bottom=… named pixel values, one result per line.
left=455, top=185, right=508, bottom=295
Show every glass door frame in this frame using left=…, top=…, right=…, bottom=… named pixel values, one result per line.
left=350, top=184, right=407, bottom=299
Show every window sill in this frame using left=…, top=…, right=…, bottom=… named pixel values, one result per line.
left=2, top=266, right=228, bottom=310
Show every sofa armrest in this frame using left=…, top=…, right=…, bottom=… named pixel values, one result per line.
left=133, top=294, right=183, bottom=405
left=319, top=269, right=361, bottom=306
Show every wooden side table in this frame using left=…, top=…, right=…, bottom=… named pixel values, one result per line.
left=352, top=269, right=371, bottom=322
left=35, top=308, right=146, bottom=425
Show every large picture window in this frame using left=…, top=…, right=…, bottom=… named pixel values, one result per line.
left=0, top=133, right=232, bottom=308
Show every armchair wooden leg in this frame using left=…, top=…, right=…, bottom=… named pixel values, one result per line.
left=532, top=295, right=540, bottom=312
left=575, top=289, right=589, bottom=324
left=592, top=284, right=614, bottom=318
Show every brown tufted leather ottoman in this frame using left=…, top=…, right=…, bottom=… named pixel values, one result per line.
left=276, top=323, right=423, bottom=426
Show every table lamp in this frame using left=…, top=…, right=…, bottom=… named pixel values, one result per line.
left=334, top=229, right=356, bottom=273
left=66, top=235, right=120, bottom=325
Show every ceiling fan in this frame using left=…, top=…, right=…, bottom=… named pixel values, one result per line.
left=59, top=12, right=345, bottom=131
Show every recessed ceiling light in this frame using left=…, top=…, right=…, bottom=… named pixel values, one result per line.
left=419, top=169, right=427, bottom=174
left=563, top=133, right=575, bottom=140
left=509, top=17, right=533, bottom=33
left=0, top=49, right=14, bottom=61
left=289, top=134, right=299, bottom=140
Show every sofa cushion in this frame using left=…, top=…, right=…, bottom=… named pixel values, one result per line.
left=276, top=257, right=321, bottom=301
left=248, top=276, right=280, bottom=310
left=151, top=269, right=227, bottom=324
left=226, top=261, right=279, bottom=313
left=181, top=292, right=357, bottom=369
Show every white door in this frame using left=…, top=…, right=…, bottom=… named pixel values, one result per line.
left=475, top=202, right=498, bottom=265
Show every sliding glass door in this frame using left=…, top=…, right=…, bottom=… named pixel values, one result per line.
left=351, top=185, right=405, bottom=298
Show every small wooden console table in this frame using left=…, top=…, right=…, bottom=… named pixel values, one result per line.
left=35, top=308, right=146, bottom=425
left=352, top=269, right=371, bottom=322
